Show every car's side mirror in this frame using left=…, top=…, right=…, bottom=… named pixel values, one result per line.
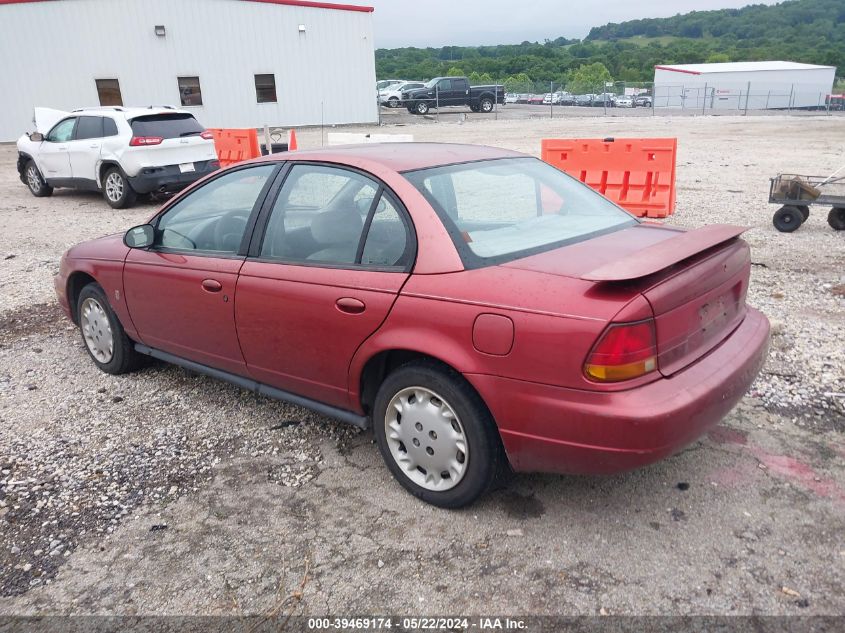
left=29, top=132, right=44, bottom=142
left=124, top=224, right=155, bottom=249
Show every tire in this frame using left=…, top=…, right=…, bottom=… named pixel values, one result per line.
left=388, top=97, right=399, bottom=108
left=772, top=205, right=802, bottom=233
left=373, top=361, right=505, bottom=508
left=470, top=104, right=480, bottom=113
left=102, top=166, right=137, bottom=209
left=797, top=205, right=810, bottom=222
left=24, top=160, right=53, bottom=197
left=415, top=101, right=429, bottom=115
left=479, top=98, right=494, bottom=113
left=828, top=207, right=845, bottom=231
left=77, top=283, right=143, bottom=375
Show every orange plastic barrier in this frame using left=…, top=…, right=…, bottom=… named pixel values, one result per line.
left=208, top=128, right=261, bottom=167
left=540, top=138, right=677, bottom=218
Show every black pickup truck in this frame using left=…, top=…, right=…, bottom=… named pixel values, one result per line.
left=402, top=77, right=505, bottom=115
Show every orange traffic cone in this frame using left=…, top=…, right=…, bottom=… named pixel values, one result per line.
left=288, top=129, right=298, bottom=151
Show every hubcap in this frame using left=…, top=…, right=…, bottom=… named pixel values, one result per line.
left=384, top=386, right=468, bottom=492
left=80, top=298, right=114, bottom=363
left=105, top=172, right=124, bottom=202
left=482, top=101, right=492, bottom=112
left=26, top=166, right=41, bottom=192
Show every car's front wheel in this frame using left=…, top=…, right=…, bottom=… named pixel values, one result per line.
left=415, top=101, right=430, bottom=115
left=77, top=283, right=143, bottom=374
left=373, top=361, right=504, bottom=508
left=25, top=160, right=53, bottom=197
left=102, top=166, right=137, bottom=209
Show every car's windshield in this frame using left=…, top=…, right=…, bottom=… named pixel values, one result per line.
left=423, top=78, right=440, bottom=88
left=404, top=157, right=636, bottom=267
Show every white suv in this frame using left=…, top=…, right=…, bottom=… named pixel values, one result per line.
left=16, top=106, right=219, bottom=208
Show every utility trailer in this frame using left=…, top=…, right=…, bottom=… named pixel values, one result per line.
left=768, top=170, right=845, bottom=232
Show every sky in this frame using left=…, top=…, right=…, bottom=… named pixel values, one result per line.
left=364, top=0, right=781, bottom=49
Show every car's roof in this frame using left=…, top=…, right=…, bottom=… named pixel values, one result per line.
left=70, top=106, right=196, bottom=120
left=256, top=142, right=526, bottom=172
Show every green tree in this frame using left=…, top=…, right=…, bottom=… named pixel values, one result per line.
left=706, top=52, right=731, bottom=63
left=568, top=62, right=613, bottom=93
left=447, top=66, right=464, bottom=77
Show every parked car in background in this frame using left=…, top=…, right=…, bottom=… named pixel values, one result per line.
left=504, top=93, right=519, bottom=104
left=575, top=94, right=594, bottom=106
left=403, top=77, right=505, bottom=115
left=528, top=94, right=545, bottom=105
left=556, top=92, right=575, bottom=105
left=380, top=81, right=424, bottom=108
left=615, top=96, right=634, bottom=108
left=376, top=79, right=404, bottom=92
left=542, top=93, right=554, bottom=105
left=55, top=142, right=769, bottom=508
left=516, top=94, right=531, bottom=104
left=592, top=93, right=617, bottom=107
left=16, top=106, right=218, bottom=209
left=635, top=95, right=653, bottom=107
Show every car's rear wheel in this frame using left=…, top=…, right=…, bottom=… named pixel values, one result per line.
left=479, top=97, right=494, bottom=113
left=77, top=283, right=142, bottom=374
left=25, top=160, right=53, bottom=197
left=388, top=97, right=399, bottom=108
left=373, top=361, right=503, bottom=508
left=102, top=167, right=137, bottom=209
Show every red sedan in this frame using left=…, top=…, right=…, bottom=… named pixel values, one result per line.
left=55, top=143, right=770, bottom=508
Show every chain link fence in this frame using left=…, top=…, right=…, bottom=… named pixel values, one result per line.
left=377, top=78, right=844, bottom=120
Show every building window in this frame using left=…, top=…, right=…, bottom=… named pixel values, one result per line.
left=178, top=76, right=203, bottom=106
left=255, top=74, right=277, bottom=103
left=95, top=79, right=123, bottom=107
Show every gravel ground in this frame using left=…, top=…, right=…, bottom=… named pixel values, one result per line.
left=0, top=114, right=843, bottom=617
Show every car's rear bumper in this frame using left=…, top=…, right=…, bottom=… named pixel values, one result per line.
left=127, top=160, right=219, bottom=194
left=467, top=308, right=770, bottom=475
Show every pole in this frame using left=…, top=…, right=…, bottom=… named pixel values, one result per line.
left=681, top=84, right=685, bottom=110
left=787, top=84, right=794, bottom=113
left=702, top=83, right=707, bottom=114
left=744, top=81, right=751, bottom=115
left=263, top=123, right=272, bottom=154
left=550, top=80, right=553, bottom=119
left=435, top=84, right=439, bottom=123
left=765, top=90, right=771, bottom=110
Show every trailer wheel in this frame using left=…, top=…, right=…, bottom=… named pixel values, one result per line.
left=797, top=205, right=810, bottom=222
left=773, top=206, right=802, bottom=233
left=828, top=207, right=845, bottom=231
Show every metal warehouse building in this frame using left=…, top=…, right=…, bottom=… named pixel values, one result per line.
left=653, top=61, right=837, bottom=111
left=0, top=0, right=377, bottom=141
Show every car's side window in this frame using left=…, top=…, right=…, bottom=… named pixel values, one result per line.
left=260, top=164, right=410, bottom=268
left=154, top=164, right=276, bottom=255
left=103, top=118, right=119, bottom=137
left=74, top=116, right=104, bottom=141
left=46, top=118, right=76, bottom=143
left=360, top=195, right=412, bottom=267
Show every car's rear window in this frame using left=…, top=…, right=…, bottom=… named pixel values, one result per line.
left=129, top=113, right=204, bottom=139
left=404, top=157, right=636, bottom=268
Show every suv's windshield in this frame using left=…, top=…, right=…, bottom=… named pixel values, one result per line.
left=130, top=113, right=204, bottom=139
left=404, top=157, right=636, bottom=267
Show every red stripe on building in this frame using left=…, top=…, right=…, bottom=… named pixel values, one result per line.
left=654, top=65, right=702, bottom=76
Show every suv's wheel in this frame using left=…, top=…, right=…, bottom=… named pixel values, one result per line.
left=25, top=160, right=53, bottom=197
left=102, top=167, right=137, bottom=209
left=388, top=96, right=399, bottom=108
left=415, top=101, right=430, bottom=115
left=373, top=361, right=504, bottom=508
left=479, top=97, right=494, bottom=113
left=77, top=283, right=143, bottom=374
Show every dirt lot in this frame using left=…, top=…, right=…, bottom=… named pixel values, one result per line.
left=0, top=114, right=843, bottom=619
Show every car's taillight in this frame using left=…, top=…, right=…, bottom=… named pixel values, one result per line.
left=200, top=130, right=214, bottom=140
left=129, top=136, right=163, bottom=146
left=584, top=320, right=658, bottom=382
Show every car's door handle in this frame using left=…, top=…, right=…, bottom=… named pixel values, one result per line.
left=336, top=297, right=365, bottom=314
left=201, top=279, right=223, bottom=292
left=89, top=144, right=99, bottom=149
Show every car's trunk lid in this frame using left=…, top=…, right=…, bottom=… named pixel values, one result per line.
left=504, top=223, right=751, bottom=375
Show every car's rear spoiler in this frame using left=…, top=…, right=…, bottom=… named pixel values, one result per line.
left=581, top=224, right=748, bottom=281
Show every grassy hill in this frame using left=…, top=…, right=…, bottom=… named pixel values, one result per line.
left=375, top=0, right=843, bottom=89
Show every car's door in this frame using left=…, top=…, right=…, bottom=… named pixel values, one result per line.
left=67, top=116, right=103, bottom=184
left=38, top=117, right=76, bottom=180
left=123, top=163, right=279, bottom=375
left=450, top=78, right=469, bottom=105
left=236, top=163, right=415, bottom=409
left=435, top=78, right=453, bottom=106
